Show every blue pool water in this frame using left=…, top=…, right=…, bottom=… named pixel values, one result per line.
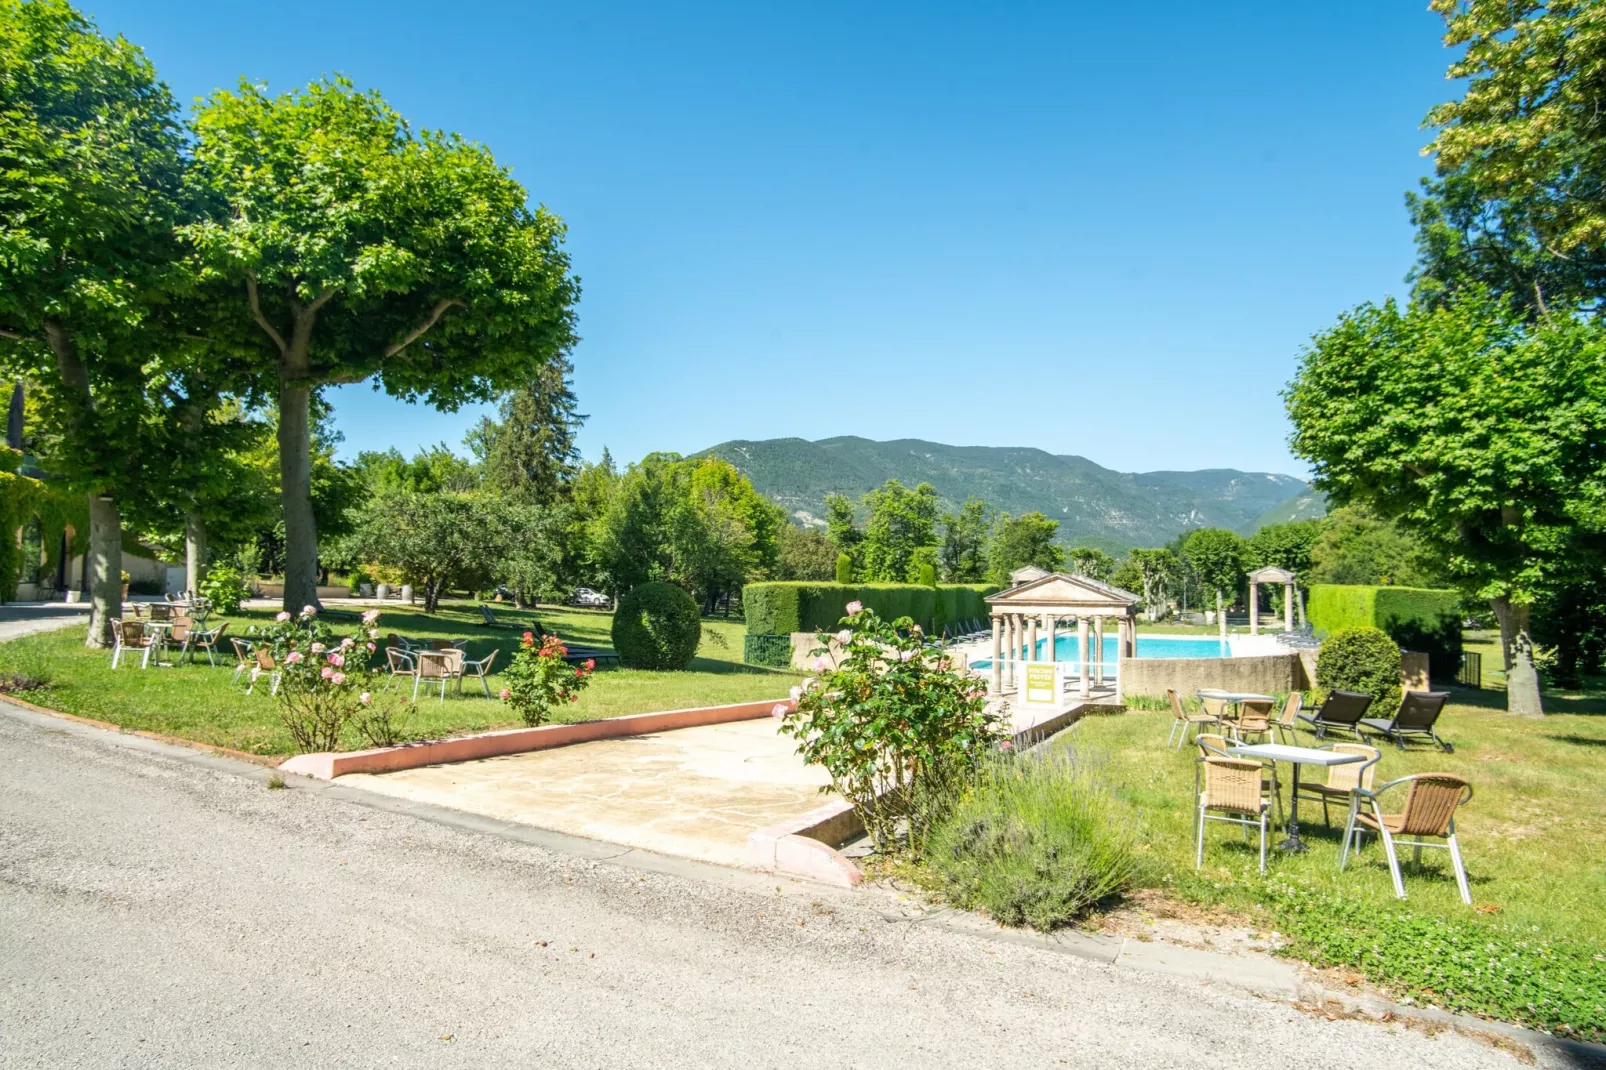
left=970, top=634, right=1228, bottom=669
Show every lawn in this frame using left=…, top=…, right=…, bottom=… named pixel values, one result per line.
left=1056, top=687, right=1606, bottom=1037
left=0, top=600, right=801, bottom=757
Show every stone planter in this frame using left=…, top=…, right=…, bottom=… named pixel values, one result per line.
left=64, top=590, right=82, bottom=604
left=375, top=583, right=391, bottom=601
left=400, top=584, right=414, bottom=604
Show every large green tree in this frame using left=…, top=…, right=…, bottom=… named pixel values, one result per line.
left=356, top=489, right=515, bottom=613
left=0, top=0, right=187, bottom=645
left=859, top=479, right=939, bottom=583
left=938, top=498, right=992, bottom=582
left=1286, top=291, right=1606, bottom=715
left=1305, top=505, right=1440, bottom=588
left=986, top=512, right=1064, bottom=585
left=1182, top=528, right=1244, bottom=640
left=1067, top=546, right=1115, bottom=583
left=1125, top=547, right=1180, bottom=621
left=185, top=77, right=578, bottom=611
left=466, top=354, right=583, bottom=505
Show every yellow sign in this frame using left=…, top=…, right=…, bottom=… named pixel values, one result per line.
left=1023, top=663, right=1058, bottom=705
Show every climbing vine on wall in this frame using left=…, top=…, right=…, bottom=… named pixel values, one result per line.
left=0, top=448, right=84, bottom=601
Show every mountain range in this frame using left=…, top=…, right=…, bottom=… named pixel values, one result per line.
left=697, top=436, right=1324, bottom=551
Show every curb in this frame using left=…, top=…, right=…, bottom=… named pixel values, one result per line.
left=279, top=697, right=793, bottom=779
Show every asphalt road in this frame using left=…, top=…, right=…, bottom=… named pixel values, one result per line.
left=0, top=704, right=1528, bottom=1070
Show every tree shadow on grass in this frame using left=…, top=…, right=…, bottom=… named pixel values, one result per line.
left=1443, top=684, right=1606, bottom=716
left=1548, top=733, right=1606, bottom=748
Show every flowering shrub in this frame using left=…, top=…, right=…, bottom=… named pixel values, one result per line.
left=257, top=607, right=393, bottom=752
left=779, top=603, right=1000, bottom=852
left=501, top=630, right=594, bottom=727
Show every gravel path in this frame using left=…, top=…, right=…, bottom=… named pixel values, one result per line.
left=0, top=704, right=1527, bottom=1070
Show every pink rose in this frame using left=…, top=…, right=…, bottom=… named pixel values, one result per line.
left=365, top=641, right=376, bottom=652
left=301, top=605, right=318, bottom=617
left=812, top=657, right=829, bottom=672
left=341, top=637, right=355, bottom=649
left=835, top=629, right=851, bottom=644
left=310, top=642, right=325, bottom=654
left=327, top=653, right=344, bottom=668
left=898, top=648, right=916, bottom=662
left=360, top=692, right=372, bottom=705
left=275, top=611, right=291, bottom=622
left=330, top=671, right=346, bottom=685
left=801, top=677, right=815, bottom=690
left=845, top=601, right=863, bottom=615
left=771, top=704, right=788, bottom=718
left=320, top=666, right=334, bottom=679
left=789, top=686, right=802, bottom=701
left=368, top=628, right=380, bottom=639
left=284, top=651, right=303, bottom=665
left=499, top=688, right=511, bottom=700
left=361, top=609, right=380, bottom=624
left=1000, top=740, right=1014, bottom=751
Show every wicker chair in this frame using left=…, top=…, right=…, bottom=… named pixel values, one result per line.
left=460, top=648, right=499, bottom=697
left=1229, top=699, right=1275, bottom=744
left=1196, top=732, right=1284, bottom=827
left=1341, top=773, right=1474, bottom=904
left=413, top=648, right=464, bottom=702
left=1196, top=756, right=1272, bottom=873
left=384, top=646, right=418, bottom=692
left=1167, top=688, right=1221, bottom=748
left=247, top=647, right=281, bottom=696
left=1295, top=743, right=1381, bottom=826
left=188, top=621, right=228, bottom=667
left=1271, top=692, right=1304, bottom=744
left=109, top=619, right=155, bottom=669
left=229, top=638, right=256, bottom=687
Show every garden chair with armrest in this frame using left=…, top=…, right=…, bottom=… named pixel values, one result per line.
left=247, top=648, right=281, bottom=695
left=1294, top=743, right=1382, bottom=827
left=1196, top=732, right=1283, bottom=827
left=1229, top=699, right=1274, bottom=744
left=229, top=638, right=255, bottom=687
left=1167, top=688, right=1221, bottom=749
left=1271, top=692, right=1304, bottom=744
left=1341, top=772, right=1474, bottom=904
left=188, top=621, right=228, bottom=667
left=109, top=619, right=155, bottom=669
left=413, top=648, right=463, bottom=702
left=460, top=648, right=499, bottom=697
left=384, top=645, right=418, bottom=692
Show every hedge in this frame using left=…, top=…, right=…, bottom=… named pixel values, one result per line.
left=743, top=582, right=999, bottom=638
left=1308, top=584, right=1464, bottom=682
left=743, top=633, right=793, bottom=669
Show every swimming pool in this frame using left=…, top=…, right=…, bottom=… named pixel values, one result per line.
left=969, top=634, right=1229, bottom=669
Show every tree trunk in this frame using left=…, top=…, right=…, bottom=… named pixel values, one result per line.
left=1295, top=586, right=1307, bottom=628
left=1492, top=596, right=1544, bottom=716
left=1216, top=589, right=1226, bottom=641
left=184, top=512, right=206, bottom=596
left=277, top=381, right=320, bottom=613
left=85, top=494, right=122, bottom=649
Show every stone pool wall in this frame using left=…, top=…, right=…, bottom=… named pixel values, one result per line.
left=1119, top=653, right=1312, bottom=700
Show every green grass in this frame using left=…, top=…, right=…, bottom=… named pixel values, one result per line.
left=1057, top=691, right=1606, bottom=1038
left=0, top=600, right=801, bottom=757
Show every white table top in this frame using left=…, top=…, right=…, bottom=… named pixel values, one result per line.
left=1199, top=691, right=1276, bottom=703
left=1230, top=743, right=1366, bottom=766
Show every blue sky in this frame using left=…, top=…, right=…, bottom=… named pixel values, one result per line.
left=90, top=1, right=1451, bottom=477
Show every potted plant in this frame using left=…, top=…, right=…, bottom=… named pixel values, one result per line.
left=120, top=570, right=130, bottom=600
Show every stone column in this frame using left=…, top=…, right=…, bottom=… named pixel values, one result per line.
left=1006, top=614, right=1017, bottom=691
left=990, top=614, right=1002, bottom=695
left=1044, top=615, right=1057, bottom=664
left=1284, top=583, right=1294, bottom=631
left=1077, top=616, right=1090, bottom=698
left=1027, top=615, right=1039, bottom=662
left=1249, top=581, right=1259, bottom=635
left=1094, top=616, right=1105, bottom=688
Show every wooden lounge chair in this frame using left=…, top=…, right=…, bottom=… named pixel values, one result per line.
left=1341, top=773, right=1474, bottom=904
left=1294, top=743, right=1381, bottom=826
left=1167, top=688, right=1220, bottom=749
left=1297, top=689, right=1374, bottom=739
left=1195, top=756, right=1273, bottom=874
left=1359, top=691, right=1453, bottom=752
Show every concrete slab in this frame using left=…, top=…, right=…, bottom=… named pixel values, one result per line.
left=338, top=718, right=834, bottom=868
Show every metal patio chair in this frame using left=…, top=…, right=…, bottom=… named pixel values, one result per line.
left=1341, top=773, right=1474, bottom=904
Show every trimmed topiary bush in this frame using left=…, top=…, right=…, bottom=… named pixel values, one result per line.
left=835, top=553, right=854, bottom=584
left=742, top=582, right=998, bottom=637
left=611, top=582, right=702, bottom=670
left=916, top=561, right=937, bottom=587
left=1316, top=626, right=1403, bottom=710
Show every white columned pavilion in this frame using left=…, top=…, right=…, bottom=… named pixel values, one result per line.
left=1246, top=565, right=1299, bottom=635
left=984, top=572, right=1140, bottom=701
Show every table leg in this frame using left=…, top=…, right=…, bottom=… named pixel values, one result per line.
left=1277, top=761, right=1307, bottom=852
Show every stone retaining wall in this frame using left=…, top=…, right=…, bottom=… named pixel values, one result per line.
left=1119, top=653, right=1312, bottom=700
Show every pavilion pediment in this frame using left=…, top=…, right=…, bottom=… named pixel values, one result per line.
left=986, top=572, right=1138, bottom=614
left=1247, top=566, right=1297, bottom=584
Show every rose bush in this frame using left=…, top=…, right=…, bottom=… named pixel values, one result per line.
left=779, top=603, right=1000, bottom=852
left=501, top=630, right=595, bottom=727
left=256, top=607, right=400, bottom=751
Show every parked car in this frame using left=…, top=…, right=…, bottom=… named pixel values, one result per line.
left=569, top=586, right=611, bottom=608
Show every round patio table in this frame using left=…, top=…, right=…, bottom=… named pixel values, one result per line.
left=1228, top=742, right=1366, bottom=852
